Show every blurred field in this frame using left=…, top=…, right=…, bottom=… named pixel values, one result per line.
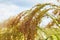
left=0, top=3, right=60, bottom=40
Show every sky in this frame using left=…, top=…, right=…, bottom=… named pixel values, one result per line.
left=0, top=0, right=60, bottom=27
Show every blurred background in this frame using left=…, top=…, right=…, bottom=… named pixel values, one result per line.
left=0, top=0, right=60, bottom=27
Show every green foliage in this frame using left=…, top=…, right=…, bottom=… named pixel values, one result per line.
left=36, top=26, right=60, bottom=40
